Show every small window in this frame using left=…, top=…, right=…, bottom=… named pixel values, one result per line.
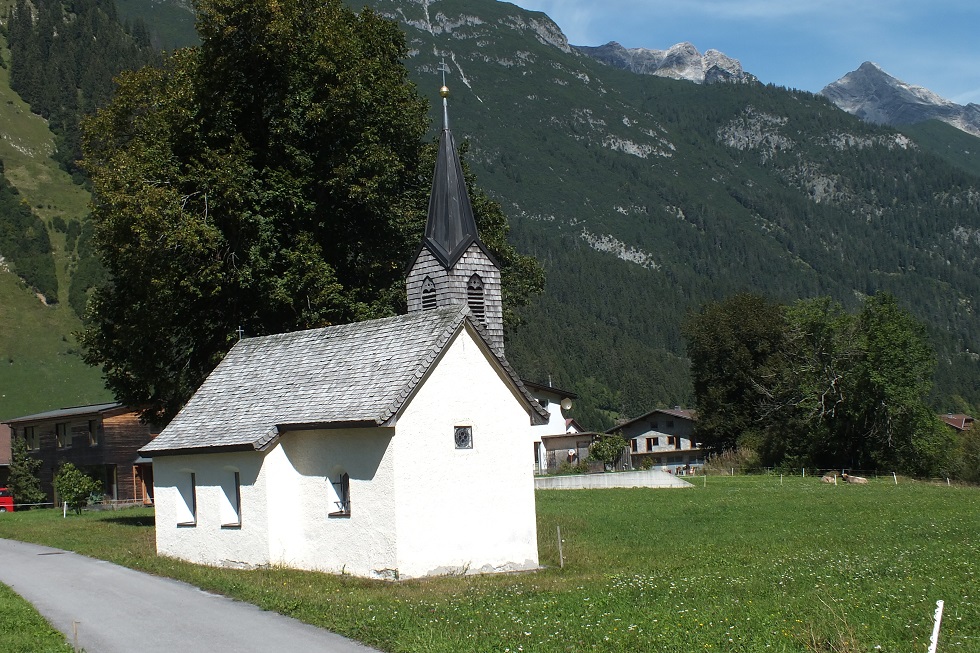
left=646, top=437, right=657, bottom=450
left=630, top=439, right=638, bottom=453
left=56, top=423, right=70, bottom=449
left=24, top=426, right=39, bottom=450
left=650, top=421, right=659, bottom=429
left=329, top=473, right=350, bottom=518
left=421, top=277, right=437, bottom=311
left=88, top=420, right=102, bottom=447
left=177, top=473, right=197, bottom=526
left=454, top=425, right=473, bottom=449
left=667, top=436, right=676, bottom=446
left=466, top=274, right=485, bottom=324
left=666, top=420, right=675, bottom=429
left=220, top=471, right=241, bottom=528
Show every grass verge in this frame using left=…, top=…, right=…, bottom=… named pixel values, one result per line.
left=0, top=476, right=976, bottom=652
left=0, top=582, right=73, bottom=653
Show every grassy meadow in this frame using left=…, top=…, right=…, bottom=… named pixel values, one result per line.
left=0, top=27, right=111, bottom=420
left=0, top=582, right=73, bottom=652
left=0, top=476, right=977, bottom=652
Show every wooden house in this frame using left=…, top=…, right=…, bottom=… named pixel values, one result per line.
left=3, top=403, right=159, bottom=504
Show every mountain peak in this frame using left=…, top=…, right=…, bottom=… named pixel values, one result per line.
left=821, top=62, right=980, bottom=137
left=574, top=41, right=756, bottom=85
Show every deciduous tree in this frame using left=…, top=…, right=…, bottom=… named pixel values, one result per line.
left=80, top=0, right=543, bottom=423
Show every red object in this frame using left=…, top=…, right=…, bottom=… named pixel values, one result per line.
left=0, top=487, right=14, bottom=513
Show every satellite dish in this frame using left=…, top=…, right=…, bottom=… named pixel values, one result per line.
left=560, top=397, right=573, bottom=411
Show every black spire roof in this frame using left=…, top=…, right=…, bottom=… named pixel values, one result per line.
left=423, top=87, right=482, bottom=269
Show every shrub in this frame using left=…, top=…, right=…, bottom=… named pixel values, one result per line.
left=53, top=463, right=101, bottom=514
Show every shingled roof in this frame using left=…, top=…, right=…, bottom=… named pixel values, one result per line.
left=142, top=306, right=547, bottom=456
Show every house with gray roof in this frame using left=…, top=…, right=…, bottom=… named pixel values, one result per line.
left=610, top=407, right=704, bottom=474
left=4, top=403, right=159, bottom=504
left=144, top=84, right=547, bottom=579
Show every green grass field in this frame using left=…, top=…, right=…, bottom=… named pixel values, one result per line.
left=0, top=476, right=976, bottom=652
left=0, top=28, right=111, bottom=420
left=0, top=583, right=73, bottom=652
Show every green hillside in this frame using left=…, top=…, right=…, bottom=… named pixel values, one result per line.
left=0, top=29, right=110, bottom=420
left=115, top=0, right=198, bottom=50
left=2, top=0, right=979, bottom=429
left=351, top=0, right=980, bottom=426
left=900, top=119, right=980, bottom=177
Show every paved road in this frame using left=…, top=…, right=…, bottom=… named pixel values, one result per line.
left=0, top=538, right=380, bottom=653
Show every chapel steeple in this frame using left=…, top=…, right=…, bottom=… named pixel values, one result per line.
left=422, top=84, right=480, bottom=268
left=406, top=73, right=504, bottom=353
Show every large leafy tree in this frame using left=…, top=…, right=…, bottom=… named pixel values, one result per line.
left=685, top=292, right=953, bottom=475
left=80, top=0, right=543, bottom=422
left=682, top=293, right=788, bottom=454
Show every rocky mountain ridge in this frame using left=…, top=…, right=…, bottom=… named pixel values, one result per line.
left=821, top=61, right=980, bottom=138
left=574, top=41, right=757, bottom=85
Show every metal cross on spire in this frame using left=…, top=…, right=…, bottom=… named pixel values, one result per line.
left=438, top=58, right=451, bottom=130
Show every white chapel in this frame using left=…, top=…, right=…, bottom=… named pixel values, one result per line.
left=141, top=84, right=546, bottom=579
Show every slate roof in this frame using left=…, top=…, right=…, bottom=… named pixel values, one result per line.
left=4, top=403, right=123, bottom=425
left=606, top=407, right=698, bottom=434
left=422, top=98, right=487, bottom=269
left=142, top=306, right=548, bottom=456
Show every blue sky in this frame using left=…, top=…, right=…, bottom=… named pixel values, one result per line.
left=508, top=0, right=980, bottom=105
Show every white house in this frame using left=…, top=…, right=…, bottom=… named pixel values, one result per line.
left=523, top=380, right=577, bottom=473
left=142, top=83, right=548, bottom=579
left=142, top=307, right=547, bottom=579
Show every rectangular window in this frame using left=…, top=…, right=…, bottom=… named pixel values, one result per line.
left=666, top=420, right=675, bottom=429
left=329, top=473, right=350, bottom=518
left=646, top=437, right=658, bottom=450
left=176, top=473, right=197, bottom=526
left=667, top=436, right=676, bottom=446
left=88, top=420, right=102, bottom=446
left=219, top=471, right=241, bottom=528
left=650, top=421, right=659, bottom=429
left=56, top=423, right=70, bottom=449
left=630, top=439, right=638, bottom=453
left=24, top=426, right=39, bottom=450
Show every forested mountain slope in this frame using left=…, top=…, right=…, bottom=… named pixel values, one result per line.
left=2, top=0, right=979, bottom=428
left=0, top=25, right=111, bottom=419
left=346, top=0, right=980, bottom=426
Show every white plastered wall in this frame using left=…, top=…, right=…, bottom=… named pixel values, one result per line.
left=153, top=451, right=269, bottom=567
left=392, top=326, right=539, bottom=578
left=263, top=428, right=397, bottom=577
left=529, top=388, right=568, bottom=472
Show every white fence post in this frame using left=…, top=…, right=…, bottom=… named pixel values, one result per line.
left=928, top=600, right=944, bottom=653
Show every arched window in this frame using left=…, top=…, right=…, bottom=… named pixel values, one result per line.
left=467, top=274, right=485, bottom=324
left=421, top=277, right=437, bottom=311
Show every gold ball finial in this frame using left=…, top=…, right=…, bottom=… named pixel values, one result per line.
left=440, top=85, right=450, bottom=98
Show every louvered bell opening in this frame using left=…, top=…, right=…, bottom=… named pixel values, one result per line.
left=467, top=274, right=485, bottom=324
left=421, top=277, right=437, bottom=311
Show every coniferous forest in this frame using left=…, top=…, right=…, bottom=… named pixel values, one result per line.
left=7, top=0, right=159, bottom=179
left=1, top=0, right=979, bottom=468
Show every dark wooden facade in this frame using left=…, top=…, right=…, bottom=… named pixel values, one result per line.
left=3, top=404, right=159, bottom=504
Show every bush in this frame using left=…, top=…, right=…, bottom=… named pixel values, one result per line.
left=53, top=463, right=101, bottom=514
left=703, top=447, right=762, bottom=475
left=589, top=433, right=627, bottom=471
